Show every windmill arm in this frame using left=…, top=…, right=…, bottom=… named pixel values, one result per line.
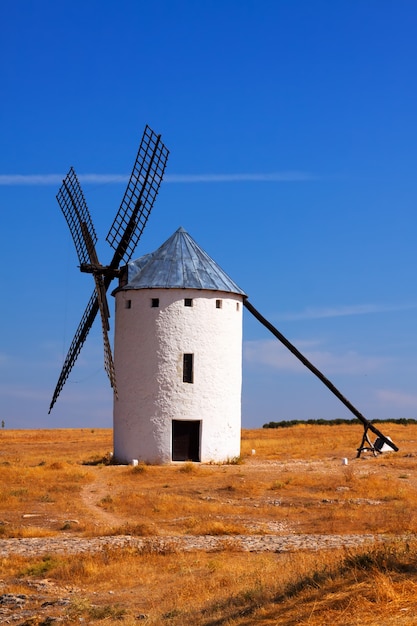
left=244, top=299, right=398, bottom=452
left=108, top=200, right=142, bottom=271
left=48, top=291, right=99, bottom=413
left=57, top=168, right=98, bottom=267
left=106, top=125, right=169, bottom=267
left=50, top=126, right=169, bottom=412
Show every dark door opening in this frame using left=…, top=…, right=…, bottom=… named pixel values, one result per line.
left=172, top=420, right=201, bottom=461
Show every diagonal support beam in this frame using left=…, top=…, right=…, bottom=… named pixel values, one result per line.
left=244, top=299, right=398, bottom=453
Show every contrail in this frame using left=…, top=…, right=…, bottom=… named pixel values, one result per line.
left=0, top=171, right=317, bottom=186
left=276, top=303, right=417, bottom=321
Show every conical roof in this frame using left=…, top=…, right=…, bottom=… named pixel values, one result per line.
left=120, top=227, right=246, bottom=295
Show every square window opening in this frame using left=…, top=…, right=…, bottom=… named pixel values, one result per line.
left=216, top=299, right=222, bottom=309
left=151, top=298, right=160, bottom=308
left=184, top=298, right=193, bottom=307
left=125, top=300, right=132, bottom=309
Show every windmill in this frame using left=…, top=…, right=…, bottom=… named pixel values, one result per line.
left=49, top=125, right=397, bottom=460
left=48, top=125, right=169, bottom=413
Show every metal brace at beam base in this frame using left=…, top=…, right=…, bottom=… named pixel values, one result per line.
left=357, top=426, right=378, bottom=458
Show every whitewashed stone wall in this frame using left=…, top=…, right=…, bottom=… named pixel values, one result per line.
left=113, top=288, right=243, bottom=464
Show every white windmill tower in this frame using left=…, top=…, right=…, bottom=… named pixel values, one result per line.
left=49, top=124, right=398, bottom=459
left=112, top=227, right=246, bottom=464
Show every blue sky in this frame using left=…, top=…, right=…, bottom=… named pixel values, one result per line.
left=1, top=0, right=417, bottom=430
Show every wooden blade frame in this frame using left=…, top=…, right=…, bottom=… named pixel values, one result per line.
left=49, top=186, right=117, bottom=413
left=49, top=126, right=169, bottom=412
left=56, top=167, right=98, bottom=267
left=106, top=125, right=169, bottom=268
left=49, top=291, right=99, bottom=413
left=244, top=299, right=399, bottom=455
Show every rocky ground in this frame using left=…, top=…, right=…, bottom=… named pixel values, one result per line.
left=0, top=531, right=383, bottom=558
left=0, top=531, right=402, bottom=624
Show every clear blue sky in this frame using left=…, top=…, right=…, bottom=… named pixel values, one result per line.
left=1, top=0, right=417, bottom=430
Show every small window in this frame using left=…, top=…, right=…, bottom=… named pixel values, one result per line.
left=183, top=353, right=194, bottom=383
left=151, top=298, right=159, bottom=308
left=236, top=302, right=240, bottom=311
left=125, top=300, right=132, bottom=309
left=216, top=299, right=222, bottom=309
left=184, top=298, right=193, bottom=307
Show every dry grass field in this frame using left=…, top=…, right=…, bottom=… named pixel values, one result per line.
left=1, top=423, right=417, bottom=624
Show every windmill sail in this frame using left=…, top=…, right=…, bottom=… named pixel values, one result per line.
left=49, top=126, right=169, bottom=412
left=49, top=291, right=99, bottom=413
left=106, top=125, right=170, bottom=268
left=53, top=168, right=116, bottom=406
left=56, top=167, right=98, bottom=267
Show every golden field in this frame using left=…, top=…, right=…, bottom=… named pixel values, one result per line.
left=1, top=423, right=417, bottom=624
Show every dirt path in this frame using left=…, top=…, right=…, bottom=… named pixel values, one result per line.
left=80, top=466, right=127, bottom=528
left=9, top=457, right=411, bottom=559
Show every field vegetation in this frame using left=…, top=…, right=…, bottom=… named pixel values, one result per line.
left=0, top=423, right=417, bottom=624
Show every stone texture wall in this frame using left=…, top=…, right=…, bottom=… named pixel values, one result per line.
left=113, top=288, right=243, bottom=464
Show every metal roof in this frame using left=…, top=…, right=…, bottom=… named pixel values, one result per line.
left=120, top=227, right=246, bottom=295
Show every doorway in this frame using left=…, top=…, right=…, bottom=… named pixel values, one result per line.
left=172, top=420, right=201, bottom=461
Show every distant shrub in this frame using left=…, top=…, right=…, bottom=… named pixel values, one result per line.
left=263, top=418, right=417, bottom=429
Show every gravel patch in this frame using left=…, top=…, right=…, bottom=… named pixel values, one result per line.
left=0, top=532, right=392, bottom=557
